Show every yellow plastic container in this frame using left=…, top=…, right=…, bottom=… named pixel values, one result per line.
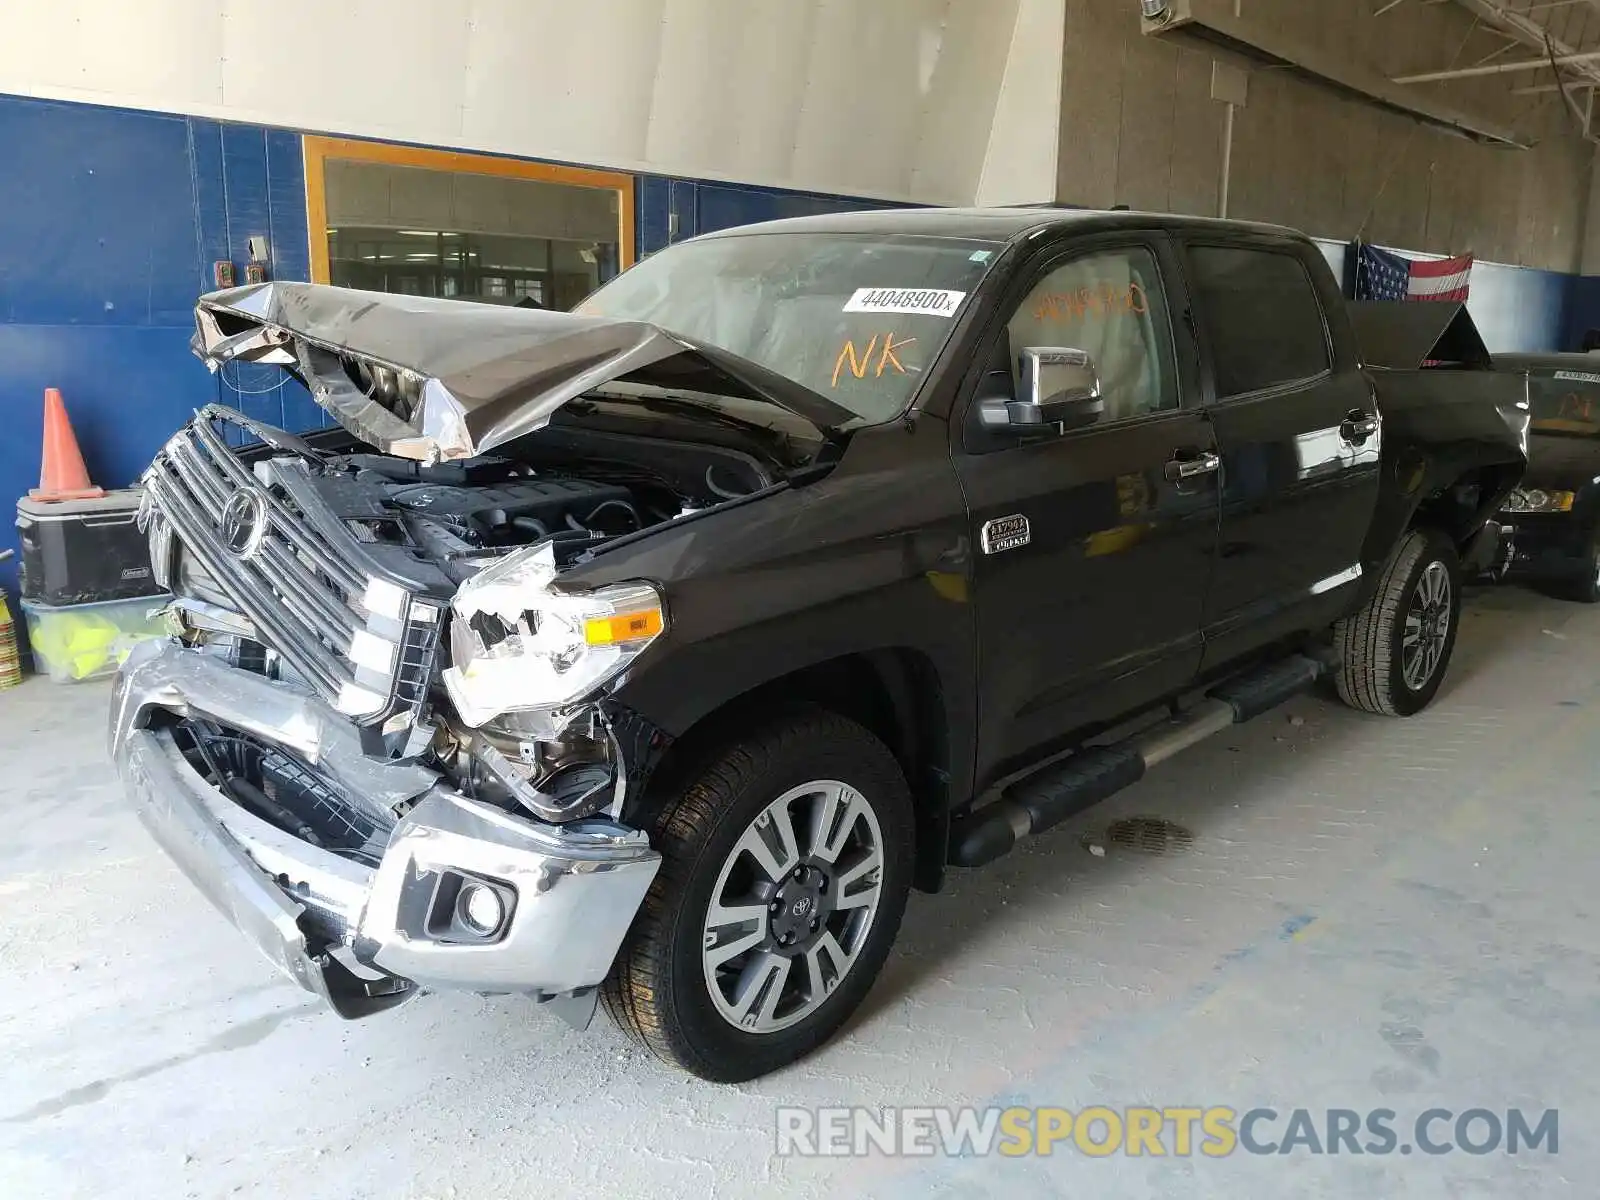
left=0, top=594, right=20, bottom=690
left=21, top=595, right=169, bottom=683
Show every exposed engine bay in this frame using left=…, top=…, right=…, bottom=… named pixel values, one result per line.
left=296, top=425, right=775, bottom=583
left=154, top=410, right=787, bottom=863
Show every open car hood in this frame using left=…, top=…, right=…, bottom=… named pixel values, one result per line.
left=191, top=282, right=854, bottom=462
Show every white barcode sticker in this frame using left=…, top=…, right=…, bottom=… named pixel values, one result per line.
left=843, top=288, right=966, bottom=318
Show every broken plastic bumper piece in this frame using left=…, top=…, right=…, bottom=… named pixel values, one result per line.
left=109, top=638, right=660, bottom=1021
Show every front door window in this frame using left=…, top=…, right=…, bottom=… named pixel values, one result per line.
left=1005, top=247, right=1178, bottom=423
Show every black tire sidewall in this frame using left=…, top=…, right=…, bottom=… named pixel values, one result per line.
left=1572, top=530, right=1600, bottom=604
left=1386, top=530, right=1462, bottom=716
left=662, top=718, right=915, bottom=1078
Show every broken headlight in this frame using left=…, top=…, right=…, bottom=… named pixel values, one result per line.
left=440, top=543, right=664, bottom=731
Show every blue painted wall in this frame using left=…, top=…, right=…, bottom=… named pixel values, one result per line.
left=1564, top=276, right=1600, bottom=350
left=0, top=92, right=311, bottom=602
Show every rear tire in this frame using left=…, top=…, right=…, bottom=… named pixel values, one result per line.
left=601, top=707, right=914, bottom=1082
left=1334, top=528, right=1461, bottom=717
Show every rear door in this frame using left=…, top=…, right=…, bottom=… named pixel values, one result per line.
left=953, top=232, right=1221, bottom=786
left=1179, top=237, right=1381, bottom=669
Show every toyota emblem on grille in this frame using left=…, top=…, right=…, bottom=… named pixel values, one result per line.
left=219, top=488, right=269, bottom=560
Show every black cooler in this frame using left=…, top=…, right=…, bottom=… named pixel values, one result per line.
left=16, top=490, right=161, bottom=606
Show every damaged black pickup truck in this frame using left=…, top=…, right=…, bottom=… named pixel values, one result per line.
left=112, top=208, right=1528, bottom=1082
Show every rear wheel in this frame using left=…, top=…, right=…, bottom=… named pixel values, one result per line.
left=602, top=708, right=914, bottom=1082
left=1334, top=528, right=1461, bottom=717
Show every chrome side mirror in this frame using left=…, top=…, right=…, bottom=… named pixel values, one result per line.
left=978, top=347, right=1104, bottom=433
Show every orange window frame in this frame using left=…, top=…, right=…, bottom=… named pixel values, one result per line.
left=302, top=135, right=637, bottom=284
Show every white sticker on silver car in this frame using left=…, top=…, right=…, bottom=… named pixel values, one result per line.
left=843, top=288, right=966, bottom=317
left=981, top=514, right=1031, bottom=555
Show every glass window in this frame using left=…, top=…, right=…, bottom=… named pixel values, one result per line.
left=318, top=153, right=627, bottom=310
left=1187, top=246, right=1330, bottom=398
left=576, top=233, right=1001, bottom=425
left=1005, top=246, right=1177, bottom=423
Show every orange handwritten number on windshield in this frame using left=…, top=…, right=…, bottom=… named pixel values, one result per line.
left=833, top=333, right=917, bottom=387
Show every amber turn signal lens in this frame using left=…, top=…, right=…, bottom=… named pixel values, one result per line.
left=583, top=607, right=665, bottom=646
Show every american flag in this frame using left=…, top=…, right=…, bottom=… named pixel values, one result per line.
left=1355, top=243, right=1474, bottom=303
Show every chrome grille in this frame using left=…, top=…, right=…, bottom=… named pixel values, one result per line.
left=141, top=408, right=440, bottom=725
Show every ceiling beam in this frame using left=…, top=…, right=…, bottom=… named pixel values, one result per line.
left=1401, top=0, right=1600, bottom=89
left=1512, top=78, right=1599, bottom=91
left=1394, top=48, right=1600, bottom=83
left=1143, top=0, right=1532, bottom=146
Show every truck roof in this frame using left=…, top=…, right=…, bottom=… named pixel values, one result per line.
left=697, top=206, right=1305, bottom=245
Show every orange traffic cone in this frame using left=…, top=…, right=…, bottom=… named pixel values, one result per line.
left=29, top=388, right=104, bottom=502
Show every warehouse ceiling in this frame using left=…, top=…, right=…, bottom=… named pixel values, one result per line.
left=1143, top=0, right=1600, bottom=146
left=1402, top=0, right=1600, bottom=98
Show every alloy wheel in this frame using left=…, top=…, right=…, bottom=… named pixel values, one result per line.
left=1403, top=560, right=1452, bottom=691
left=700, top=780, right=885, bottom=1034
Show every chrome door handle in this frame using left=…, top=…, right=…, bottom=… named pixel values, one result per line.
left=1165, top=451, right=1221, bottom=482
left=1341, top=410, right=1380, bottom=442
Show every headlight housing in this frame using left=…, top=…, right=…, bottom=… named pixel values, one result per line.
left=1501, top=488, right=1575, bottom=514
left=440, top=544, right=665, bottom=731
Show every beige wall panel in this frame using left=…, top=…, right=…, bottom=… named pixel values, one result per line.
left=1057, top=0, right=1129, bottom=208
left=1167, top=47, right=1223, bottom=218
left=977, top=0, right=1068, bottom=206
left=1113, top=31, right=1178, bottom=212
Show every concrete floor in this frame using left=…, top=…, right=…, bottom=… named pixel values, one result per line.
left=1, top=583, right=1597, bottom=1199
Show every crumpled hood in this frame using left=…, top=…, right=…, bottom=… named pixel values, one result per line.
left=191, top=282, right=852, bottom=462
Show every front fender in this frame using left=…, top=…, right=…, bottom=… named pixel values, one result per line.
left=566, top=416, right=979, bottom=819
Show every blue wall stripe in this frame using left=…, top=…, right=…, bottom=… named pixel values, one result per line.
left=188, top=118, right=229, bottom=295
left=266, top=129, right=310, bottom=282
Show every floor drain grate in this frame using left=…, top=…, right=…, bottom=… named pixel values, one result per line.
left=1103, top=816, right=1194, bottom=856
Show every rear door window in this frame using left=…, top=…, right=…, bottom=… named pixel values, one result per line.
left=1187, top=246, right=1330, bottom=399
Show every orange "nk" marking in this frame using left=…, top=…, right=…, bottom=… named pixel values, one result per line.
left=833, top=332, right=918, bottom=387
left=877, top=333, right=916, bottom=376
left=834, top=334, right=879, bottom=387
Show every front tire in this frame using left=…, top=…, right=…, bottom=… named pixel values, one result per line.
left=602, top=707, right=914, bottom=1082
left=1334, top=528, right=1461, bottom=717
left=1566, top=531, right=1600, bottom=604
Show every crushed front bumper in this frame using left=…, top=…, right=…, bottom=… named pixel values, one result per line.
left=110, top=639, right=660, bottom=1020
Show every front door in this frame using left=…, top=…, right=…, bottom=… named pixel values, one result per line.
left=1180, top=239, right=1382, bottom=669
left=954, top=237, right=1220, bottom=789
